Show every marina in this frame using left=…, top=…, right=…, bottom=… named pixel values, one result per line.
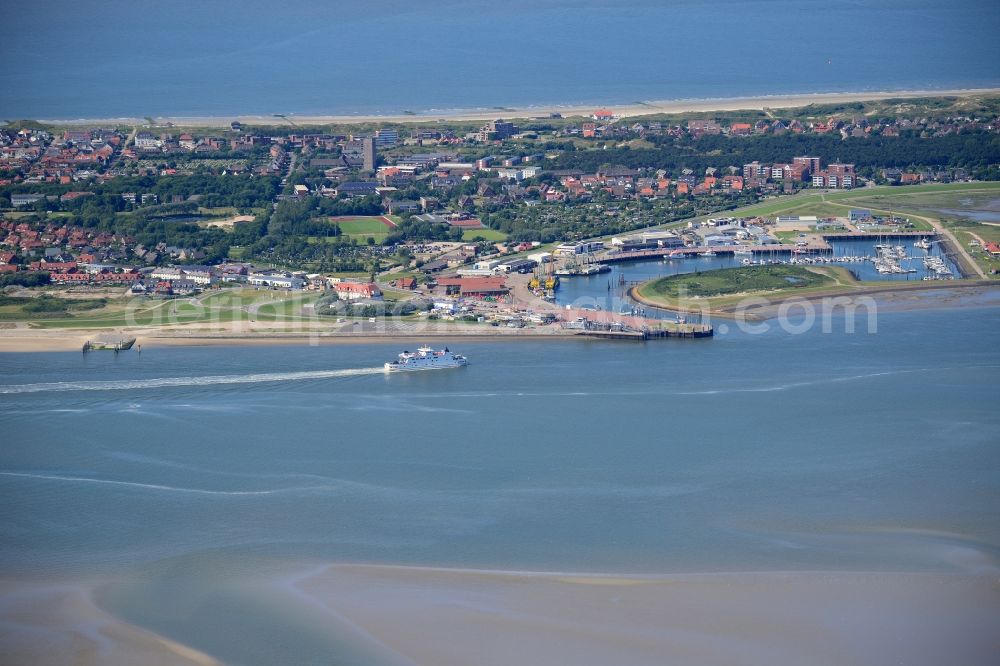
left=554, top=235, right=963, bottom=318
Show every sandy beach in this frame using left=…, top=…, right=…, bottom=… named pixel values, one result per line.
left=4, top=565, right=997, bottom=666
left=0, top=322, right=577, bottom=353
left=38, top=88, right=1000, bottom=128
left=1, top=281, right=997, bottom=352
left=0, top=580, right=220, bottom=666
left=290, top=564, right=1000, bottom=666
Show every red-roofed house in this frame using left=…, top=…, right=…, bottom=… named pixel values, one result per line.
left=0, top=251, right=14, bottom=264
left=730, top=123, right=752, bottom=136
left=723, top=175, right=744, bottom=191
left=335, top=281, right=382, bottom=300
left=593, top=109, right=615, bottom=121
left=50, top=271, right=90, bottom=283
left=436, top=276, right=508, bottom=297
left=984, top=242, right=1000, bottom=257
left=30, top=261, right=77, bottom=272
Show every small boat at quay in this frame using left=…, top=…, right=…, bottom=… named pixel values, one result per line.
left=83, top=334, right=136, bottom=352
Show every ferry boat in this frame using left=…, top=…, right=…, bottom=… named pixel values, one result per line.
left=384, top=346, right=468, bottom=372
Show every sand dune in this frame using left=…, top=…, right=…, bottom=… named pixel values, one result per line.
left=39, top=88, right=1000, bottom=128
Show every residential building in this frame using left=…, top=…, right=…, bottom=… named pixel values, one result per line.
left=11, top=193, right=43, bottom=207
left=150, top=266, right=215, bottom=285
left=793, top=156, right=822, bottom=176
left=816, top=163, right=855, bottom=189
left=478, top=119, right=517, bottom=142
left=335, top=181, right=379, bottom=198
left=386, top=200, right=421, bottom=214
left=362, top=137, right=376, bottom=171
left=335, top=281, right=382, bottom=300
left=687, top=119, right=721, bottom=135
left=742, top=162, right=769, bottom=179
left=248, top=271, right=305, bottom=289
left=134, top=132, right=160, bottom=149
left=373, top=129, right=398, bottom=147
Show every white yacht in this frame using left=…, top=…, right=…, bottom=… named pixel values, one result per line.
left=384, top=346, right=468, bottom=372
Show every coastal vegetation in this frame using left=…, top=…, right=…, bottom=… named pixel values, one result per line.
left=547, top=131, right=1000, bottom=181
left=640, top=265, right=835, bottom=300
left=0, top=294, right=107, bottom=319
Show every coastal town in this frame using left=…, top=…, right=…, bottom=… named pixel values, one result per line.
left=1, top=94, right=999, bottom=343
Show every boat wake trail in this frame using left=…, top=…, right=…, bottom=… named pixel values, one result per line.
left=0, top=471, right=280, bottom=495
left=0, top=367, right=385, bottom=394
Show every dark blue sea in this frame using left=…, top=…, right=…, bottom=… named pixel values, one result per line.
left=1, top=0, right=998, bottom=118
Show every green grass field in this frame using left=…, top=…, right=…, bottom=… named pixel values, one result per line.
left=641, top=265, right=835, bottom=299
left=330, top=216, right=394, bottom=236
left=6, top=288, right=328, bottom=329
left=698, top=183, right=1000, bottom=223
left=635, top=266, right=868, bottom=313
left=461, top=229, right=508, bottom=241
left=198, top=206, right=240, bottom=216
left=0, top=294, right=108, bottom=320
left=255, top=294, right=320, bottom=317
left=327, top=216, right=393, bottom=243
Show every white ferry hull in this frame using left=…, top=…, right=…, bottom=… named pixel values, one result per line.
left=384, top=346, right=468, bottom=372
left=384, top=361, right=467, bottom=372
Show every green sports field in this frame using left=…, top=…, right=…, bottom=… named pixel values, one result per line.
left=462, top=229, right=508, bottom=241
left=329, top=216, right=395, bottom=238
